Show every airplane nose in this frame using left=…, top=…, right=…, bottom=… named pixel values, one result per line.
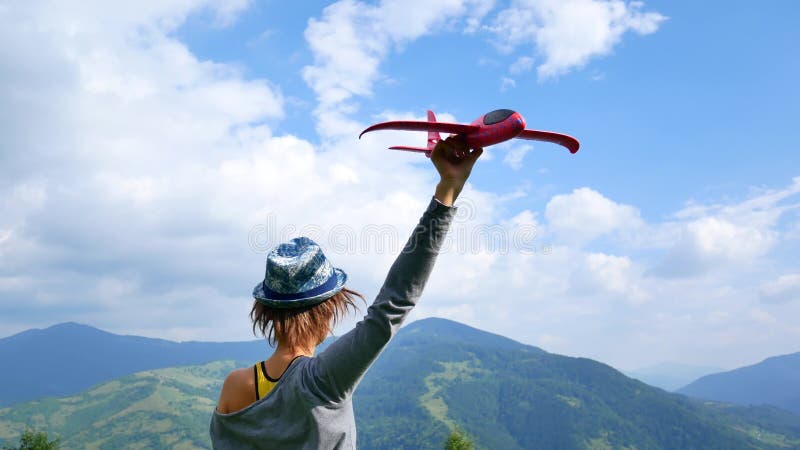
left=513, top=113, right=526, bottom=133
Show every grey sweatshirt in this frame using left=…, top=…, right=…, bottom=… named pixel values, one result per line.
left=209, top=196, right=457, bottom=449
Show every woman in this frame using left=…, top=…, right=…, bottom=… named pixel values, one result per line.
left=210, top=137, right=482, bottom=449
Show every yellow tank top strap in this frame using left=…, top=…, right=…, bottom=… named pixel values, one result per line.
left=254, top=361, right=278, bottom=401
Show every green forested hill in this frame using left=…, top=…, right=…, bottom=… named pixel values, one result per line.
left=0, top=360, right=240, bottom=449
left=355, top=318, right=800, bottom=449
left=1, top=319, right=799, bottom=449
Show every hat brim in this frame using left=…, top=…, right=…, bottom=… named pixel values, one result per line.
left=253, top=268, right=347, bottom=309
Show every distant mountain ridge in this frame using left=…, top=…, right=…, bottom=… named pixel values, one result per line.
left=625, top=362, right=725, bottom=392
left=1, top=318, right=800, bottom=449
left=0, top=322, right=286, bottom=406
left=679, top=351, right=800, bottom=415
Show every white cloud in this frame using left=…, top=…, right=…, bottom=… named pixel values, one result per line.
left=503, top=144, right=532, bottom=170
left=675, top=177, right=800, bottom=225
left=500, top=76, right=517, bottom=91
left=748, top=307, right=777, bottom=325
left=302, top=0, right=481, bottom=138
left=487, top=0, right=666, bottom=79
left=760, top=274, right=800, bottom=304
left=545, top=187, right=643, bottom=242
left=498, top=180, right=800, bottom=368
left=0, top=1, right=518, bottom=342
left=464, top=1, right=498, bottom=34
left=651, top=179, right=800, bottom=279
left=653, top=217, right=774, bottom=278
left=570, top=252, right=649, bottom=304
left=0, top=1, right=301, bottom=339
left=509, top=55, right=534, bottom=74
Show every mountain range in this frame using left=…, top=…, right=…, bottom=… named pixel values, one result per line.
left=0, top=322, right=336, bottom=407
left=0, top=322, right=271, bottom=406
left=1, top=318, right=799, bottom=449
left=679, top=352, right=800, bottom=415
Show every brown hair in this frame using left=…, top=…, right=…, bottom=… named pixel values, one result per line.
left=250, top=287, right=365, bottom=349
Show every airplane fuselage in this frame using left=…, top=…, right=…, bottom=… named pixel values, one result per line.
left=463, top=109, right=526, bottom=148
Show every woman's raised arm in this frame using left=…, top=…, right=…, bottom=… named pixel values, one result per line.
left=307, top=138, right=483, bottom=404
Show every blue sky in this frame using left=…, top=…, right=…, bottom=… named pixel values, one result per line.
left=173, top=0, right=800, bottom=217
left=1, top=0, right=799, bottom=371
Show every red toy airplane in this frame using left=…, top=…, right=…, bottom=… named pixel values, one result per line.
left=359, top=109, right=580, bottom=158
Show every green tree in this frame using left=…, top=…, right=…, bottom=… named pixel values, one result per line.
left=444, top=428, right=474, bottom=450
left=2, top=429, right=60, bottom=450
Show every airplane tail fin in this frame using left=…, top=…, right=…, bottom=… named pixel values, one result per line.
left=425, top=110, right=440, bottom=157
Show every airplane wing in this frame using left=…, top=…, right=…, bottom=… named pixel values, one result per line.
left=359, top=121, right=479, bottom=139
left=389, top=146, right=430, bottom=152
left=517, top=129, right=580, bottom=154
left=388, top=146, right=432, bottom=157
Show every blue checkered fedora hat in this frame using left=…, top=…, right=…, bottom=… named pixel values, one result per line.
left=253, top=236, right=347, bottom=309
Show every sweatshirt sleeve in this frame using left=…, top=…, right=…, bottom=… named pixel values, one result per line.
left=306, top=196, right=457, bottom=404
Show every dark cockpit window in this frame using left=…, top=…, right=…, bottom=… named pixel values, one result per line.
left=483, top=109, right=515, bottom=125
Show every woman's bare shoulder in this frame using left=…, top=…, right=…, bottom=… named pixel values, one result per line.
left=216, top=366, right=256, bottom=414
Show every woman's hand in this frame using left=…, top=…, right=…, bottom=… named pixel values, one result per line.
left=430, top=136, right=483, bottom=206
